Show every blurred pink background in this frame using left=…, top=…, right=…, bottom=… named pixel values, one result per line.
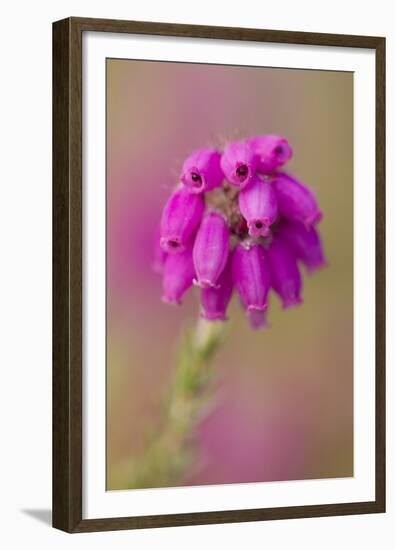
left=106, top=59, right=353, bottom=489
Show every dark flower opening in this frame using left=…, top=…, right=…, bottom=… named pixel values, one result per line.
left=191, top=172, right=202, bottom=184
left=255, top=221, right=263, bottom=229
left=236, top=164, right=249, bottom=181
left=274, top=144, right=284, bottom=156
left=191, top=172, right=201, bottom=182
left=168, top=239, right=180, bottom=249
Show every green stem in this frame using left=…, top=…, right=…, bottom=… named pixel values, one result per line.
left=125, top=318, right=225, bottom=489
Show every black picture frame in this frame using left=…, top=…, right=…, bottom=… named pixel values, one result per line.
left=53, top=16, right=386, bottom=533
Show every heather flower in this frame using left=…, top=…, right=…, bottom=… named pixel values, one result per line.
left=278, top=220, right=327, bottom=273
left=232, top=243, right=270, bottom=329
left=220, top=140, right=258, bottom=188
left=266, top=235, right=302, bottom=309
left=181, top=148, right=224, bottom=193
left=248, top=134, right=293, bottom=174
left=272, top=172, right=322, bottom=228
left=149, top=135, right=328, bottom=490
left=156, top=134, right=326, bottom=329
left=160, top=187, right=204, bottom=253
left=162, top=244, right=195, bottom=305
left=238, top=176, right=278, bottom=237
left=193, top=211, right=230, bottom=288
left=201, top=256, right=233, bottom=321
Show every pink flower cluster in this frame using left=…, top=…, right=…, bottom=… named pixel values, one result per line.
left=155, top=135, right=326, bottom=329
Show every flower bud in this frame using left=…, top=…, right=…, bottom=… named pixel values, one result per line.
left=201, top=256, right=233, bottom=321
left=238, top=176, right=278, bottom=237
left=248, top=135, right=293, bottom=174
left=278, top=220, right=327, bottom=273
left=220, top=140, right=258, bottom=188
left=181, top=148, right=224, bottom=194
left=266, top=235, right=302, bottom=309
left=160, top=187, right=204, bottom=253
left=162, top=244, right=195, bottom=305
left=272, top=172, right=322, bottom=228
left=232, top=243, right=270, bottom=329
left=193, top=212, right=230, bottom=288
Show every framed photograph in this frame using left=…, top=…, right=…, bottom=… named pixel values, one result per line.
left=52, top=17, right=385, bottom=533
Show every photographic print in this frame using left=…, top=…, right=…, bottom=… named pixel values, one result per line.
left=106, top=59, right=354, bottom=491
left=53, top=17, right=384, bottom=531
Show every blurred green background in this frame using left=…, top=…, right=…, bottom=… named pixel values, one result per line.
left=106, top=59, right=353, bottom=490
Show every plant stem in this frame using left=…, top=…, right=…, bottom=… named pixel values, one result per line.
left=126, top=318, right=225, bottom=489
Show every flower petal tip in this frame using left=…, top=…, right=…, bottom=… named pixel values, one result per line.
left=193, top=278, right=220, bottom=289
left=306, top=260, right=329, bottom=274
left=304, top=210, right=323, bottom=229
left=161, top=295, right=182, bottom=306
left=247, top=308, right=270, bottom=330
left=282, top=296, right=303, bottom=310
left=200, top=311, right=228, bottom=322
left=247, top=303, right=269, bottom=313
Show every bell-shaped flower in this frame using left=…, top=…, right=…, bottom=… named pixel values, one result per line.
left=160, top=187, right=204, bottom=253
left=193, top=211, right=230, bottom=288
left=220, top=140, right=258, bottom=189
left=232, top=242, right=270, bottom=329
left=201, top=255, right=233, bottom=321
left=248, top=134, right=293, bottom=173
left=238, top=176, right=278, bottom=237
left=272, top=172, right=322, bottom=228
left=162, top=244, right=195, bottom=305
left=278, top=220, right=327, bottom=273
left=266, top=235, right=302, bottom=309
left=181, top=148, right=224, bottom=193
